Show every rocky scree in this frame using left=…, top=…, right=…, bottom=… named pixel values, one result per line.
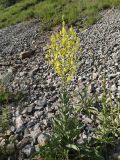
left=0, top=9, right=120, bottom=159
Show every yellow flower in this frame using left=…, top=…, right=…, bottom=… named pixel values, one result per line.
left=45, top=18, right=80, bottom=84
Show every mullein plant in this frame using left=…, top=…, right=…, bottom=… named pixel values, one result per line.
left=93, top=78, right=120, bottom=160
left=45, top=17, right=79, bottom=85
left=45, top=16, right=80, bottom=121
left=38, top=18, right=83, bottom=160
left=37, top=18, right=120, bottom=160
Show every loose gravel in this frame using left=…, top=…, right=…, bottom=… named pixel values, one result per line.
left=0, top=8, right=120, bottom=160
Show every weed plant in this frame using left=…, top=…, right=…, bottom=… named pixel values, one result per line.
left=0, top=77, right=23, bottom=159
left=36, top=20, right=120, bottom=160
left=0, top=79, right=25, bottom=104
left=0, top=104, right=17, bottom=160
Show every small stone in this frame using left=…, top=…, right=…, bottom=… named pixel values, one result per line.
left=35, top=144, right=40, bottom=152
left=24, top=128, right=30, bottom=136
left=6, top=130, right=11, bottom=136
left=15, top=60, right=22, bottom=64
left=81, top=76, right=86, bottom=81
left=19, top=72, right=25, bottom=77
left=88, top=83, right=96, bottom=93
left=17, top=137, right=31, bottom=149
left=30, top=129, right=41, bottom=143
left=83, top=117, right=92, bottom=124
left=16, top=125, right=25, bottom=134
left=46, top=78, right=52, bottom=85
left=33, top=123, right=40, bottom=130
left=108, top=73, right=117, bottom=79
left=22, top=144, right=35, bottom=157
left=92, top=72, right=98, bottom=80
left=16, top=115, right=24, bottom=129
left=27, top=121, right=35, bottom=128
left=22, top=106, right=34, bottom=115
left=50, top=85, right=56, bottom=91
left=42, top=119, right=47, bottom=126
left=29, top=66, right=39, bottom=76
left=10, top=126, right=15, bottom=132
left=43, top=46, right=48, bottom=52
left=34, top=99, right=47, bottom=108
left=82, top=133, right=87, bottom=139
left=34, top=111, right=43, bottom=118
left=37, top=133, right=48, bottom=146
left=118, top=86, right=120, bottom=91
left=118, top=80, right=120, bottom=85
left=49, top=95, right=58, bottom=103
left=48, top=112, right=54, bottom=119
left=111, top=84, right=117, bottom=92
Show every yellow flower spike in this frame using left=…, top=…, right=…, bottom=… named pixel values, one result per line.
left=45, top=17, right=80, bottom=84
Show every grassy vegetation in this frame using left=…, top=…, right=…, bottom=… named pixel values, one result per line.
left=0, top=0, right=120, bottom=29
left=0, top=79, right=25, bottom=159
left=0, top=104, right=17, bottom=160
left=0, top=80, right=24, bottom=104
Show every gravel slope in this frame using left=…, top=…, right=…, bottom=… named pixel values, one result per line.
left=0, top=8, right=120, bottom=160
left=0, top=19, right=40, bottom=55
left=77, top=9, right=120, bottom=97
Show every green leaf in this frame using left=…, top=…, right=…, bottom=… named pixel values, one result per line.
left=66, top=144, right=79, bottom=151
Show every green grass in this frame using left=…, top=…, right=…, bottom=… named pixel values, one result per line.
left=0, top=80, right=25, bottom=104
left=0, top=0, right=120, bottom=29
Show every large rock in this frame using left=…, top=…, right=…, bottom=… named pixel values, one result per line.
left=22, top=144, right=35, bottom=158
left=20, top=49, right=35, bottom=60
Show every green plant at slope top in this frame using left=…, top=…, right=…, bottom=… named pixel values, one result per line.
left=0, top=0, right=18, bottom=7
